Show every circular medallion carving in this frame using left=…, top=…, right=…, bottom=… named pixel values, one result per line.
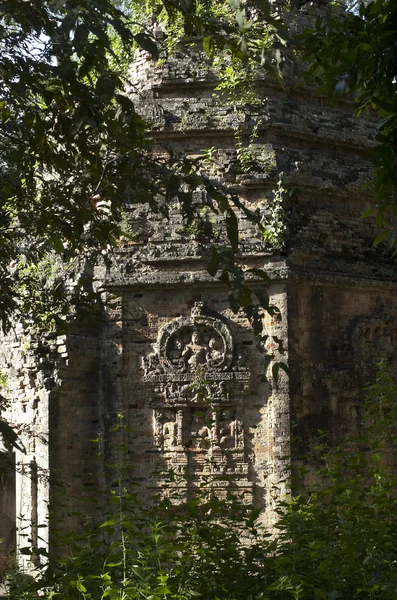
left=141, top=303, right=250, bottom=408
left=158, top=310, right=234, bottom=373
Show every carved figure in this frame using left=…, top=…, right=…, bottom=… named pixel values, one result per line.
left=168, top=339, right=186, bottom=370
left=190, top=410, right=215, bottom=449
left=232, top=352, right=249, bottom=372
left=164, top=383, right=179, bottom=400
left=142, top=351, right=161, bottom=376
left=191, top=383, right=212, bottom=403
left=191, top=301, right=205, bottom=317
left=211, top=459, right=228, bottom=474
left=156, top=303, right=237, bottom=374
left=153, top=410, right=178, bottom=450
left=141, top=355, right=150, bottom=377
left=182, top=329, right=207, bottom=369
left=219, top=409, right=244, bottom=449
left=146, top=306, right=252, bottom=496
left=213, top=381, right=229, bottom=402
left=153, top=410, right=164, bottom=448
left=207, top=336, right=224, bottom=366
left=197, top=424, right=212, bottom=448
left=163, top=420, right=177, bottom=450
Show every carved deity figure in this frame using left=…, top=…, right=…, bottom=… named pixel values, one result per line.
left=191, top=301, right=205, bottom=317
left=164, top=383, right=179, bottom=400
left=182, top=330, right=207, bottom=370
left=142, top=351, right=161, bottom=376
left=168, top=339, right=186, bottom=370
left=141, top=355, right=150, bottom=376
left=212, top=381, right=229, bottom=402
left=153, top=411, right=164, bottom=448
left=153, top=410, right=178, bottom=450
left=163, top=420, right=177, bottom=450
left=190, top=410, right=216, bottom=449
left=206, top=336, right=224, bottom=367
left=219, top=409, right=244, bottom=449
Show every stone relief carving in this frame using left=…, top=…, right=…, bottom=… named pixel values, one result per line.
left=186, top=407, right=244, bottom=451
left=352, top=317, right=397, bottom=365
left=159, top=303, right=234, bottom=374
left=142, top=302, right=250, bottom=406
left=143, top=302, right=252, bottom=497
left=218, top=408, right=244, bottom=450
left=153, top=408, right=183, bottom=451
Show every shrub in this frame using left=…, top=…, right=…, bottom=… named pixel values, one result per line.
left=3, top=362, right=397, bottom=599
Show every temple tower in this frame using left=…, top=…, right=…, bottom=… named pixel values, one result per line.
left=1, top=2, right=396, bottom=569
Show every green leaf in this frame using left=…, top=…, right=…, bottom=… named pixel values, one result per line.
left=115, top=94, right=135, bottom=113
left=76, top=581, right=87, bottom=593
left=207, top=247, right=221, bottom=277
left=99, top=518, right=118, bottom=528
left=73, top=24, right=89, bottom=55
left=372, top=97, right=397, bottom=113
left=247, top=268, right=271, bottom=283
left=78, top=54, right=96, bottom=78
left=0, top=101, right=10, bottom=122
left=373, top=229, right=390, bottom=247
left=252, top=0, right=271, bottom=17
left=226, top=209, right=239, bottom=250
left=96, top=75, right=118, bottom=105
left=206, top=186, right=229, bottom=212
left=236, top=8, right=246, bottom=28
left=51, top=235, right=64, bottom=254
left=111, top=18, right=133, bottom=43
left=376, top=203, right=386, bottom=227
left=387, top=230, right=396, bottom=251
left=379, top=114, right=397, bottom=133
left=360, top=207, right=376, bottom=219
left=203, top=35, right=215, bottom=56
left=134, top=33, right=159, bottom=60
left=186, top=14, right=203, bottom=36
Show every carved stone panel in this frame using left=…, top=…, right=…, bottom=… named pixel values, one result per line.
left=142, top=302, right=250, bottom=408
left=352, top=317, right=397, bottom=366
left=142, top=303, right=252, bottom=498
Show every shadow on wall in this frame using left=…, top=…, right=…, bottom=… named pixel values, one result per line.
left=0, top=451, right=16, bottom=575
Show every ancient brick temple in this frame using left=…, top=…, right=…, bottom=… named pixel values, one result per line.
left=1, top=5, right=396, bottom=571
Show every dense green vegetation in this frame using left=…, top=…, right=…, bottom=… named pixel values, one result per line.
left=300, top=0, right=397, bottom=248
left=1, top=0, right=396, bottom=333
left=0, top=0, right=278, bottom=334
left=3, top=362, right=397, bottom=599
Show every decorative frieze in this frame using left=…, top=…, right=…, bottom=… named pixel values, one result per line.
left=142, top=302, right=250, bottom=408
left=142, top=302, right=252, bottom=497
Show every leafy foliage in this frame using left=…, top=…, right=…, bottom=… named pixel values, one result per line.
left=0, top=0, right=147, bottom=330
left=261, top=173, right=288, bottom=250
left=300, top=0, right=397, bottom=249
left=3, top=363, right=397, bottom=599
left=0, top=0, right=286, bottom=333
left=2, top=0, right=395, bottom=327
